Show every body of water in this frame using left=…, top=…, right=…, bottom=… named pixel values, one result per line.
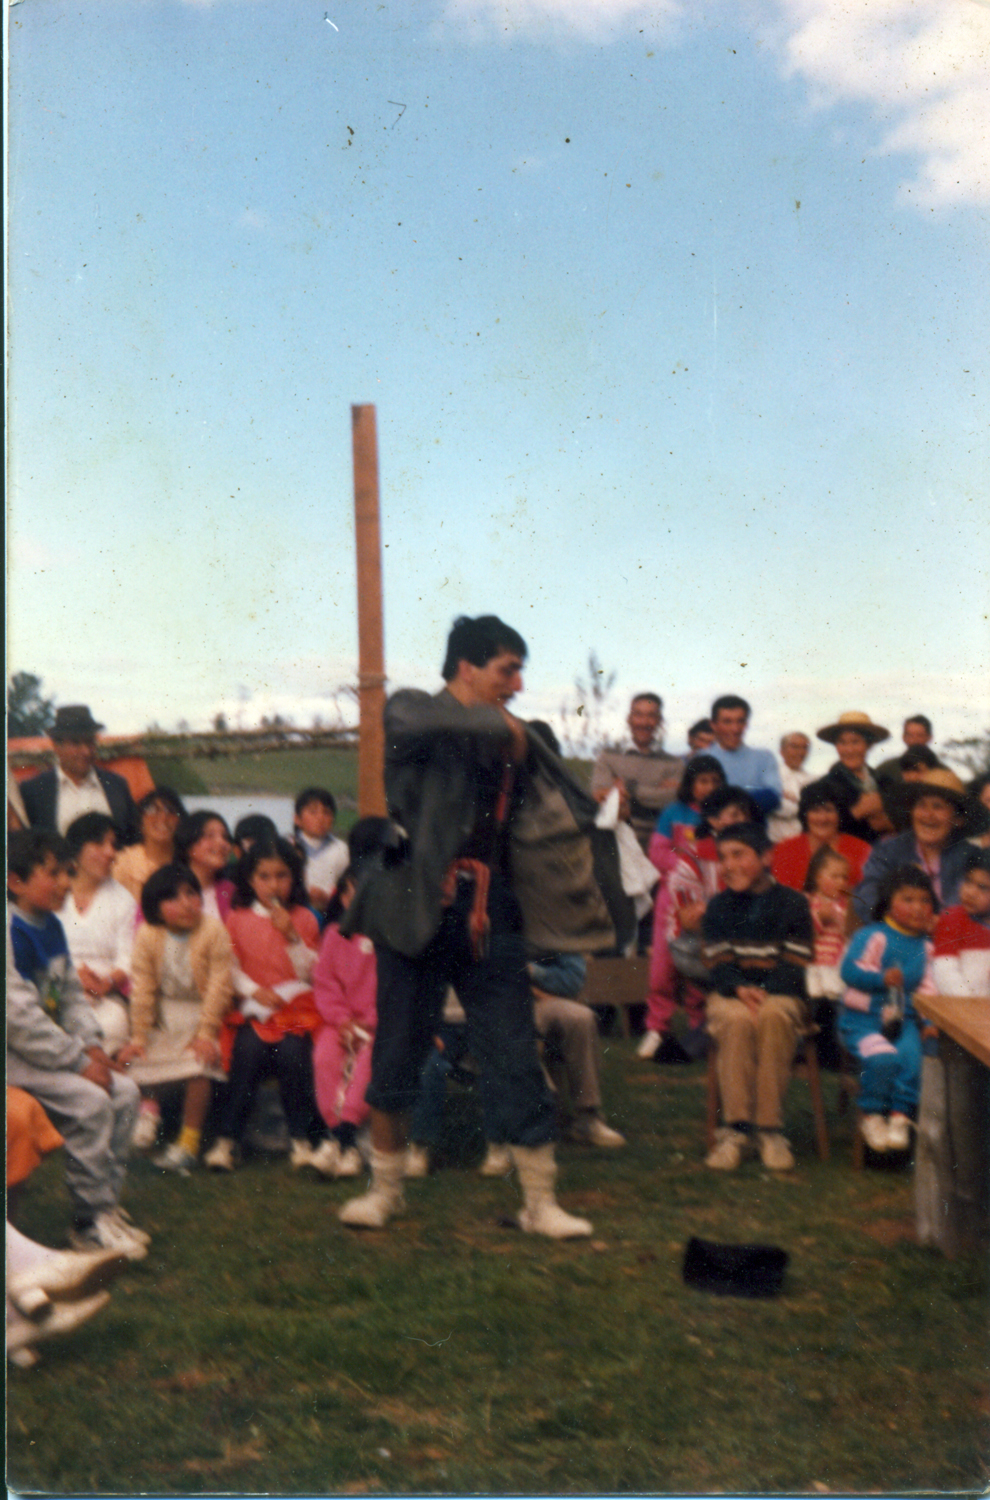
left=181, top=793, right=296, bottom=839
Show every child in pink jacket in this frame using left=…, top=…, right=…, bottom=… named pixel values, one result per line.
left=312, top=869, right=377, bottom=1178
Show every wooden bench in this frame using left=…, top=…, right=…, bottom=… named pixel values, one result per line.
left=913, top=993, right=990, bottom=1259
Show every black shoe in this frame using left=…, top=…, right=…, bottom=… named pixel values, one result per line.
left=655, top=1035, right=692, bottom=1065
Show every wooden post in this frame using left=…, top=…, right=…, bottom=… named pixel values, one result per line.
left=351, top=404, right=387, bottom=817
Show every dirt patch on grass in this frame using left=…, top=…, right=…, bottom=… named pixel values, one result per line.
left=860, top=1216, right=917, bottom=1246
left=363, top=1397, right=463, bottom=1433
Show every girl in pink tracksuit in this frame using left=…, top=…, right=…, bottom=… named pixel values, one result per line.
left=312, top=870, right=377, bottom=1176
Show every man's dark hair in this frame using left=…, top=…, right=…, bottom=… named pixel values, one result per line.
left=711, top=694, right=751, bottom=721
left=904, top=714, right=933, bottom=736
left=715, top=821, right=772, bottom=856
left=688, top=718, right=712, bottom=738
left=631, top=692, right=663, bottom=712
left=7, top=828, right=70, bottom=883
left=441, top=615, right=527, bottom=682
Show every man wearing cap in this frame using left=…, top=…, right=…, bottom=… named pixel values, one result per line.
left=815, top=712, right=892, bottom=845
left=19, top=707, right=137, bottom=842
left=852, top=768, right=975, bottom=922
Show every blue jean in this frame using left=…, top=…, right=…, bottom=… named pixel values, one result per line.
left=367, top=873, right=555, bottom=1146
left=839, top=1012, right=922, bottom=1115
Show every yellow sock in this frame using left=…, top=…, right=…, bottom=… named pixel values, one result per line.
left=178, top=1125, right=202, bottom=1157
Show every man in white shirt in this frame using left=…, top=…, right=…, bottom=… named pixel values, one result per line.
left=767, top=732, right=814, bottom=843
left=19, top=706, right=137, bottom=842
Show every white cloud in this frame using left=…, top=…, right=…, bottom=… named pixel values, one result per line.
left=773, top=0, right=990, bottom=206
left=441, top=0, right=989, bottom=205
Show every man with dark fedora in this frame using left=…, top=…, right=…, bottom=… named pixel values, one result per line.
left=19, top=706, right=137, bottom=843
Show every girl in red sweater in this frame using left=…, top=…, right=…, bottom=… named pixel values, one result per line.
left=204, top=838, right=336, bottom=1175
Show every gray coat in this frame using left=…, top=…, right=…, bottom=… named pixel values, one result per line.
left=344, top=688, right=618, bottom=959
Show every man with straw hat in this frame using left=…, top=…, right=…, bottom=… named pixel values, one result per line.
left=815, top=711, right=891, bottom=845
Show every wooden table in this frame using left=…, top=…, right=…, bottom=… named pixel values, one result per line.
left=913, top=994, right=990, bottom=1258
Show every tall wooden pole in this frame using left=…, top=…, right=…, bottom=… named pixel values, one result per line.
left=351, top=404, right=387, bottom=817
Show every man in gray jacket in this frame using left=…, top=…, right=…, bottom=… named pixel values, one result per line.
left=341, top=615, right=616, bottom=1238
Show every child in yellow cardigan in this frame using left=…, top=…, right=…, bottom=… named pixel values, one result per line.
left=118, top=864, right=234, bottom=1174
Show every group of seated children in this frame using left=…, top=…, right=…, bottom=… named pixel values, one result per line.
left=6, top=788, right=377, bottom=1220
left=641, top=758, right=990, bottom=1171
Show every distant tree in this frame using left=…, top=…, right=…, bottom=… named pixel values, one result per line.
left=7, top=672, right=56, bottom=738
left=942, top=730, right=990, bottom=778
left=213, top=712, right=229, bottom=733
left=558, top=651, right=619, bottom=759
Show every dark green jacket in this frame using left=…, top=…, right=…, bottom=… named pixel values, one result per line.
left=343, top=687, right=623, bottom=959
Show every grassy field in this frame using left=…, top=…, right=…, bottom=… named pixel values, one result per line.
left=8, top=1038, right=988, bottom=1496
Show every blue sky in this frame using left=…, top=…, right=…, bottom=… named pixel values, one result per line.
left=6, top=0, right=988, bottom=769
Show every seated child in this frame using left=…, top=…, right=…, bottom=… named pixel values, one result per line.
left=839, top=864, right=937, bottom=1155
left=6, top=831, right=149, bottom=1259
left=648, top=755, right=727, bottom=873
left=60, top=812, right=139, bottom=1057
left=118, top=864, right=234, bottom=1173
left=640, top=786, right=759, bottom=1062
left=527, top=951, right=625, bottom=1148
left=702, top=821, right=813, bottom=1172
left=312, top=869, right=376, bottom=1177
left=204, top=837, right=334, bottom=1174
left=931, top=847, right=990, bottom=996
left=294, top=788, right=349, bottom=913
left=803, top=845, right=853, bottom=1001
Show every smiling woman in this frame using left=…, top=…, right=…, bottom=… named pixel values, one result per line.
left=852, top=768, right=977, bottom=922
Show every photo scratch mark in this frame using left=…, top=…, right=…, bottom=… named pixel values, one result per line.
left=404, top=1332, right=453, bottom=1348
left=388, top=101, right=407, bottom=128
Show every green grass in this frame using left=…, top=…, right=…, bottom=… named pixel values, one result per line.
left=8, top=1043, right=988, bottom=1495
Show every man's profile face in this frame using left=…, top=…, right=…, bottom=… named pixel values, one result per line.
left=460, top=650, right=524, bottom=708
left=903, top=720, right=931, bottom=749
left=712, top=707, right=748, bottom=752
left=627, top=699, right=661, bottom=751
left=54, top=737, right=97, bottom=784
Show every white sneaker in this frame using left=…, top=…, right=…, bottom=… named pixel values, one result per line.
left=204, top=1137, right=236, bottom=1172
left=307, top=1139, right=341, bottom=1177
left=106, top=1207, right=151, bottom=1246
left=339, top=1150, right=405, bottom=1229
left=131, top=1111, right=160, bottom=1151
left=860, top=1113, right=890, bottom=1153
left=7, top=1248, right=129, bottom=1318
left=290, top=1139, right=315, bottom=1169
left=403, top=1144, right=430, bottom=1178
left=335, top=1146, right=364, bottom=1178
left=6, top=1291, right=112, bottom=1362
left=153, top=1143, right=197, bottom=1176
left=70, top=1212, right=148, bottom=1262
left=705, top=1128, right=752, bottom=1171
left=756, top=1131, right=795, bottom=1171
left=637, top=1029, right=662, bottom=1059
left=478, top=1143, right=513, bottom=1177
left=567, top=1114, right=626, bottom=1149
left=886, top=1113, right=912, bottom=1151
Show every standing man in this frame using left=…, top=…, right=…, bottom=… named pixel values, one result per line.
left=591, top=693, right=682, bottom=851
left=767, top=732, right=814, bottom=844
left=340, top=615, right=616, bottom=1239
left=706, top=696, right=782, bottom=818
left=875, top=715, right=939, bottom=791
left=19, top=706, right=137, bottom=843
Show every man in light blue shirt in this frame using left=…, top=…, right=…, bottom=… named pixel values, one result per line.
left=706, top=695, right=782, bottom=818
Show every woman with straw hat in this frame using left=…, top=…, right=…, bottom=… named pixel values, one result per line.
left=852, top=767, right=977, bottom=922
left=816, top=712, right=892, bottom=846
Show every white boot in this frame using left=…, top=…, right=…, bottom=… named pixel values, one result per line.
left=511, top=1144, right=592, bottom=1239
left=478, top=1142, right=513, bottom=1177
left=339, top=1148, right=406, bottom=1229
